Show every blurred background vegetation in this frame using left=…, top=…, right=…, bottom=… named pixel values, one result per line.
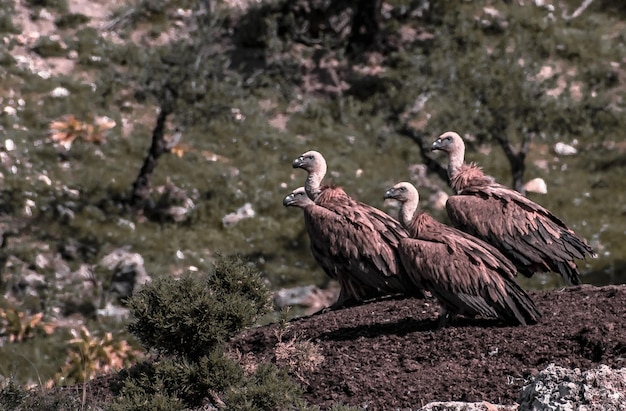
left=0, top=0, right=624, bottom=399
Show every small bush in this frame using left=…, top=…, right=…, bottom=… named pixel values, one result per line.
left=107, top=383, right=186, bottom=411
left=111, top=348, right=244, bottom=408
left=117, top=256, right=308, bottom=409
left=274, top=332, right=325, bottom=384
left=51, top=326, right=142, bottom=387
left=55, top=13, right=91, bottom=30
left=111, top=353, right=307, bottom=410
left=126, top=255, right=271, bottom=360
left=225, top=363, right=308, bottom=411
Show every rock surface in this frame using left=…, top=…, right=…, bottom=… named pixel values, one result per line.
left=100, top=247, right=151, bottom=299
left=518, top=364, right=626, bottom=411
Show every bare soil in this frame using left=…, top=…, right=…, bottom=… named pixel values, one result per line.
left=232, top=284, right=626, bottom=409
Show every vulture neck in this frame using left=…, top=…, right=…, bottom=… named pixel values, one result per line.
left=305, top=163, right=327, bottom=200
left=399, top=197, right=419, bottom=231
left=447, top=144, right=465, bottom=182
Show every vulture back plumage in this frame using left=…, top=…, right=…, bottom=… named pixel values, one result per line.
left=289, top=151, right=423, bottom=309
left=384, top=182, right=541, bottom=326
left=284, top=187, right=371, bottom=306
left=432, top=131, right=596, bottom=285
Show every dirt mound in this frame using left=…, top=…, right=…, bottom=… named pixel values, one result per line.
left=232, top=285, right=626, bottom=409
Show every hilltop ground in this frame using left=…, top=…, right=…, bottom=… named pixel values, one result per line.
left=230, top=284, right=626, bottom=409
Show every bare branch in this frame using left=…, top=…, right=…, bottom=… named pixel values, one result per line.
left=563, top=0, right=595, bottom=20
left=397, top=124, right=449, bottom=184
left=493, top=133, right=532, bottom=194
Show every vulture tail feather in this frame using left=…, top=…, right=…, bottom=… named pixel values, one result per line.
left=503, top=281, right=542, bottom=325
left=556, top=261, right=582, bottom=286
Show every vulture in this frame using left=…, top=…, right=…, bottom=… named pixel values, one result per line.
left=289, top=151, right=423, bottom=309
left=384, top=182, right=541, bottom=326
left=431, top=131, right=596, bottom=285
left=282, top=187, right=372, bottom=308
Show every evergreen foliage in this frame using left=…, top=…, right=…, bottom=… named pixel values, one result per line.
left=117, top=255, right=305, bottom=409
left=126, top=255, right=271, bottom=361
left=225, top=363, right=310, bottom=411
left=111, top=349, right=244, bottom=407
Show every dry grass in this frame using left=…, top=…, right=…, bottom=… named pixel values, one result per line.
left=273, top=328, right=324, bottom=384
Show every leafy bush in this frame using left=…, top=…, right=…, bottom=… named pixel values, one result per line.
left=112, top=353, right=308, bottom=410
left=225, top=363, right=308, bottom=411
left=107, top=382, right=186, bottom=411
left=126, top=255, right=271, bottom=360
left=115, top=256, right=307, bottom=409
left=52, top=326, right=143, bottom=387
left=115, top=349, right=243, bottom=405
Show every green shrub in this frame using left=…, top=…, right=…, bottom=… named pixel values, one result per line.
left=118, top=256, right=308, bottom=409
left=55, top=13, right=91, bottom=29
left=107, top=383, right=185, bottom=411
left=225, top=363, right=308, bottom=411
left=111, top=351, right=308, bottom=410
left=126, top=255, right=271, bottom=360
left=111, top=349, right=243, bottom=408
left=32, top=36, right=68, bottom=58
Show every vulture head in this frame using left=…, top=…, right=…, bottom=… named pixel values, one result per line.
left=283, top=186, right=312, bottom=208
left=431, top=131, right=465, bottom=154
left=384, top=182, right=418, bottom=203
left=292, top=150, right=327, bottom=200
left=431, top=131, right=466, bottom=178
left=292, top=150, right=326, bottom=173
left=384, top=182, right=419, bottom=228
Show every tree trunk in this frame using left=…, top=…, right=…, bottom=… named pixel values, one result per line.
left=347, top=0, right=383, bottom=54
left=130, top=103, right=173, bottom=211
left=494, top=134, right=531, bottom=194
left=398, top=124, right=449, bottom=184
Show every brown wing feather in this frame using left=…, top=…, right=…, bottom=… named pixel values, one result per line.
left=446, top=184, right=595, bottom=285
left=302, top=203, right=380, bottom=304
left=305, top=187, right=419, bottom=301
left=399, top=213, right=541, bottom=325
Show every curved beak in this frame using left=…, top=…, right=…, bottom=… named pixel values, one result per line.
left=383, top=188, right=396, bottom=200
left=283, top=194, right=295, bottom=207
left=431, top=138, right=444, bottom=151
left=292, top=156, right=303, bottom=169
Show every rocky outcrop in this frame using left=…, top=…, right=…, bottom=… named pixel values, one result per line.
left=100, top=247, right=151, bottom=299
left=518, top=364, right=626, bottom=411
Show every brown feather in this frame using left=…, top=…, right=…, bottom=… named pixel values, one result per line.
left=433, top=132, right=596, bottom=285
left=385, top=182, right=541, bottom=326
left=313, top=186, right=420, bottom=298
left=290, top=150, right=425, bottom=308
